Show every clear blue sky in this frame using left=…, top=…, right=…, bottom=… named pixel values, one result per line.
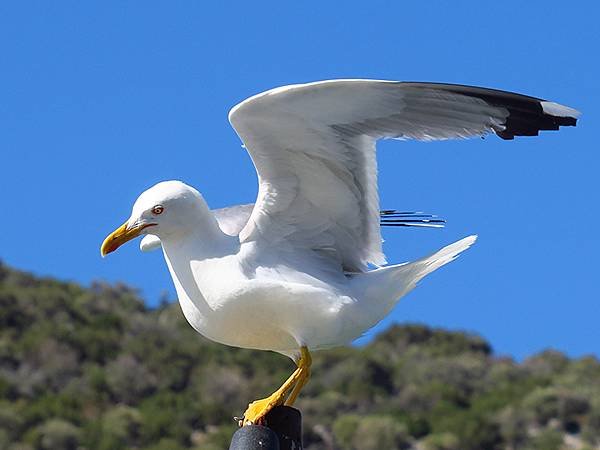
left=1, top=2, right=597, bottom=360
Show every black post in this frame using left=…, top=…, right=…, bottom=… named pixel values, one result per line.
left=229, top=406, right=302, bottom=450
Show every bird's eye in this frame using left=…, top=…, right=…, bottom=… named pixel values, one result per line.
left=152, top=205, right=164, bottom=215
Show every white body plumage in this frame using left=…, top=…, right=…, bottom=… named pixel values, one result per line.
left=104, top=79, right=578, bottom=360
left=144, top=181, right=476, bottom=359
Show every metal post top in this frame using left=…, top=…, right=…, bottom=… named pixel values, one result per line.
left=229, top=406, right=302, bottom=450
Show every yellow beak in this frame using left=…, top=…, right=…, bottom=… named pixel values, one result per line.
left=100, top=220, right=156, bottom=257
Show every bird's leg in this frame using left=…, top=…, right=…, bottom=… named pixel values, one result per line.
left=242, top=346, right=312, bottom=426
left=285, top=347, right=311, bottom=406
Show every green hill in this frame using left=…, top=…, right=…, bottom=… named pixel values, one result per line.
left=1, top=262, right=599, bottom=450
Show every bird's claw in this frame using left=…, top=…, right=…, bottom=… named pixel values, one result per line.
left=241, top=396, right=281, bottom=426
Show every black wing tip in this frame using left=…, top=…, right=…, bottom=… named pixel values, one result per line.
left=413, top=83, right=580, bottom=140
left=496, top=114, right=578, bottom=140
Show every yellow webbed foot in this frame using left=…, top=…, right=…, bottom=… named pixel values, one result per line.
left=242, top=392, right=287, bottom=426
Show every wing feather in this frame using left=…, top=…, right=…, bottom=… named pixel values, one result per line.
left=228, top=79, right=578, bottom=271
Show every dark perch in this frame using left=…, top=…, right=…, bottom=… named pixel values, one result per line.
left=229, top=406, right=303, bottom=450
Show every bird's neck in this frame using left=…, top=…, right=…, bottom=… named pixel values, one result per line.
left=158, top=212, right=240, bottom=334
left=161, top=212, right=238, bottom=260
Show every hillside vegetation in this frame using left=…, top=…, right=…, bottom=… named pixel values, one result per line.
left=1, top=262, right=599, bottom=450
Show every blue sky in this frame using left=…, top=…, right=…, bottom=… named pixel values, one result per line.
left=1, top=2, right=598, bottom=360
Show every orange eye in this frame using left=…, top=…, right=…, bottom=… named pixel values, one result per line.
left=152, top=205, right=164, bottom=215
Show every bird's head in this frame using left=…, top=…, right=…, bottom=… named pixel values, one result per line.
left=100, top=180, right=207, bottom=257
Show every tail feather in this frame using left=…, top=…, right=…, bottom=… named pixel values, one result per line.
left=352, top=235, right=477, bottom=327
left=380, top=235, right=477, bottom=306
left=349, top=235, right=477, bottom=338
left=407, top=235, right=477, bottom=284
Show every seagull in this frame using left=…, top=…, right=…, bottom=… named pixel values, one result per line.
left=100, top=79, right=579, bottom=425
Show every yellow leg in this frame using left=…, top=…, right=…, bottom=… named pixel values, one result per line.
left=285, top=348, right=311, bottom=406
left=242, top=346, right=312, bottom=426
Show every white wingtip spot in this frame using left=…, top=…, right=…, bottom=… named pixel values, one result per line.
left=541, top=101, right=581, bottom=118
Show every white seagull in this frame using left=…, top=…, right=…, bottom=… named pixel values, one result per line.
left=101, top=79, right=579, bottom=425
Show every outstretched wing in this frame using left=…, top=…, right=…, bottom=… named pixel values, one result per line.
left=228, top=79, right=578, bottom=271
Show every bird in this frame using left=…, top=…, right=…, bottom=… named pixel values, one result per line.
left=100, top=79, right=579, bottom=425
